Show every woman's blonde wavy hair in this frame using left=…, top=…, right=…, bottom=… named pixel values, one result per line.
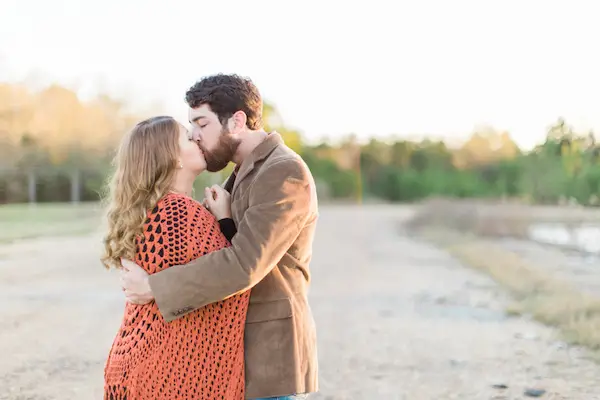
left=101, top=116, right=181, bottom=269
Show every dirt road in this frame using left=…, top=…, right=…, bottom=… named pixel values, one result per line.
left=1, top=205, right=599, bottom=399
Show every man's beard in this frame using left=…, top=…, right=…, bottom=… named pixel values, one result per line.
left=197, top=126, right=241, bottom=172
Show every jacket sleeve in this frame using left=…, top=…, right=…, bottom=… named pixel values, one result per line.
left=148, top=158, right=313, bottom=321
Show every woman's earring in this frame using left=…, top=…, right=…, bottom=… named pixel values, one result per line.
left=178, top=161, right=183, bottom=169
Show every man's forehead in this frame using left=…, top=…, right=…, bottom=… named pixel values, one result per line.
left=188, top=104, right=213, bottom=120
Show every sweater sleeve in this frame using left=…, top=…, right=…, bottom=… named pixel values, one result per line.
left=157, top=195, right=227, bottom=269
left=218, top=218, right=237, bottom=242
left=159, top=195, right=193, bottom=267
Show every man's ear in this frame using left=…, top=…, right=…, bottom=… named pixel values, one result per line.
left=230, top=111, right=247, bottom=133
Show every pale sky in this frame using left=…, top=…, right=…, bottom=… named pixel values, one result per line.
left=1, top=0, right=599, bottom=149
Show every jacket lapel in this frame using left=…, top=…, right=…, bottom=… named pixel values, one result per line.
left=223, top=168, right=237, bottom=193
left=231, top=132, right=283, bottom=196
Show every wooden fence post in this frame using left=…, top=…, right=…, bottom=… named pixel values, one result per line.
left=28, top=169, right=37, bottom=204
left=71, top=168, right=81, bottom=204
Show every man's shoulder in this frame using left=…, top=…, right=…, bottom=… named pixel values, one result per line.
left=262, top=145, right=314, bottom=183
left=268, top=141, right=301, bottom=162
left=249, top=143, right=319, bottom=211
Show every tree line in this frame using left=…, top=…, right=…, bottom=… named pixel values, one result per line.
left=304, top=120, right=600, bottom=206
left=1, top=81, right=599, bottom=206
left=0, top=82, right=301, bottom=203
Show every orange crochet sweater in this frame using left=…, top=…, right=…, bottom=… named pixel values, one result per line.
left=104, top=193, right=250, bottom=400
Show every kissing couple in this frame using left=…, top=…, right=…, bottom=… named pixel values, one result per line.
left=101, top=74, right=318, bottom=400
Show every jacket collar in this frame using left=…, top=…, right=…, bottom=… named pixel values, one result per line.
left=231, top=131, right=283, bottom=195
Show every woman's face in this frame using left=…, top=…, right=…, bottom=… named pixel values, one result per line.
left=177, top=124, right=206, bottom=175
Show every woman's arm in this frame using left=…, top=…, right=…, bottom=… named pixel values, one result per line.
left=159, top=194, right=230, bottom=268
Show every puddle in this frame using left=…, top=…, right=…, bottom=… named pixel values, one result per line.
left=528, top=223, right=600, bottom=254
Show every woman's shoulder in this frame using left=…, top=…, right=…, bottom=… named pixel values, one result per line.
left=147, top=193, right=187, bottom=216
left=152, top=193, right=213, bottom=220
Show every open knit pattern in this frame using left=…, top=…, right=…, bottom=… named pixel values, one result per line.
left=104, top=193, right=250, bottom=400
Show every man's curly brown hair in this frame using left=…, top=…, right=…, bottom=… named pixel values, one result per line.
left=185, top=74, right=263, bottom=130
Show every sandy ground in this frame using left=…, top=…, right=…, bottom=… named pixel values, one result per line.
left=1, top=204, right=600, bottom=399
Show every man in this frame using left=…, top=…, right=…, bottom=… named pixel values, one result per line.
left=120, top=74, right=319, bottom=400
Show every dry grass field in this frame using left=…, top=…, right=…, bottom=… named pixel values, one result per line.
left=411, top=199, right=600, bottom=358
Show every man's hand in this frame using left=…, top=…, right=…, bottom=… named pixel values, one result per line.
left=120, top=258, right=154, bottom=305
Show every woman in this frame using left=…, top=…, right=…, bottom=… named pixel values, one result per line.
left=101, top=116, right=249, bottom=400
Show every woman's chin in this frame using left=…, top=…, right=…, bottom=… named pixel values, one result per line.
left=194, top=164, right=207, bottom=175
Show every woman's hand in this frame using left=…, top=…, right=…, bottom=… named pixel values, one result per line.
left=204, top=185, right=232, bottom=220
